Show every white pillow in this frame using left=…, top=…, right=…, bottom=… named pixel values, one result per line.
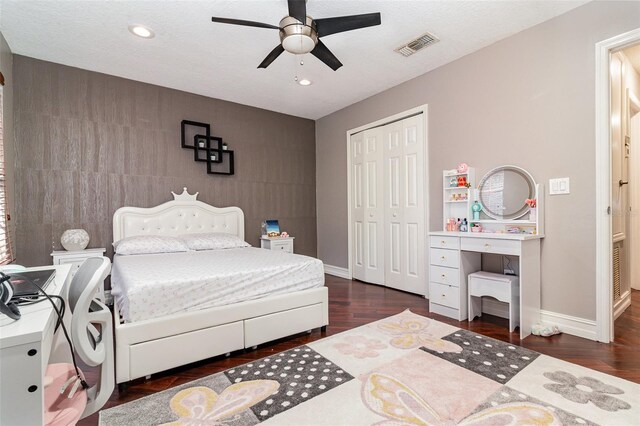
left=113, top=235, right=190, bottom=255
left=180, top=233, right=250, bottom=251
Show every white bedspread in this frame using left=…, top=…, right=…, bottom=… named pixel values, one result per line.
left=111, top=247, right=325, bottom=323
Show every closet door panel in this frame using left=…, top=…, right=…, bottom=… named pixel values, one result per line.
left=401, top=116, right=426, bottom=295
left=357, top=128, right=384, bottom=284
left=384, top=122, right=404, bottom=291
left=351, top=132, right=366, bottom=280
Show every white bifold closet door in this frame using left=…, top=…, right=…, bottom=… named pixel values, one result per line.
left=351, top=115, right=426, bottom=295
left=351, top=127, right=385, bottom=285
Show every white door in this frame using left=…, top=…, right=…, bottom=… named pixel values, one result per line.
left=351, top=127, right=384, bottom=284
left=384, top=115, right=427, bottom=295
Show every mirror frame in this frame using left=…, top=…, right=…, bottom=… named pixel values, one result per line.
left=477, top=165, right=536, bottom=220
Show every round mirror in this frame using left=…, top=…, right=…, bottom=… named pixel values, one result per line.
left=477, top=166, right=536, bottom=220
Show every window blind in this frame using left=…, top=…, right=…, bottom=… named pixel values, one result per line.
left=0, top=87, right=15, bottom=265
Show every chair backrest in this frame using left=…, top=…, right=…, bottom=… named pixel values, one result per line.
left=67, top=256, right=114, bottom=418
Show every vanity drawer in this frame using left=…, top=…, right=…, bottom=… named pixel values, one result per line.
left=461, top=238, right=520, bottom=256
left=429, top=265, right=460, bottom=287
left=429, top=248, right=460, bottom=268
left=429, top=236, right=460, bottom=250
left=429, top=282, right=459, bottom=309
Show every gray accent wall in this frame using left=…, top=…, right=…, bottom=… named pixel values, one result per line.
left=13, top=56, right=317, bottom=267
left=315, top=1, right=640, bottom=321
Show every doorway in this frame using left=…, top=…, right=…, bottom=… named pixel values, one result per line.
left=610, top=46, right=640, bottom=328
left=595, top=28, right=640, bottom=343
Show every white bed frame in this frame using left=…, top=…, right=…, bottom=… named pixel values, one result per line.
left=112, top=188, right=328, bottom=384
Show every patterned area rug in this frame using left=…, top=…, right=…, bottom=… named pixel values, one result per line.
left=100, top=310, right=640, bottom=425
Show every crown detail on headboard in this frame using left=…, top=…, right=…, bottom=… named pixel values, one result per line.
left=171, top=187, right=199, bottom=201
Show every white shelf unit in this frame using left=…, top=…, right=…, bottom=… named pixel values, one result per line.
left=442, top=168, right=475, bottom=232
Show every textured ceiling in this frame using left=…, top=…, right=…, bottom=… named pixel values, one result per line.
left=0, top=0, right=587, bottom=119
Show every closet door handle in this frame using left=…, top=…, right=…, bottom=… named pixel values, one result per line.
left=369, top=213, right=374, bottom=217
left=392, top=213, right=397, bottom=217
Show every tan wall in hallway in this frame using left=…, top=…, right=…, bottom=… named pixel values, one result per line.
left=13, top=56, right=317, bottom=268
left=315, top=1, right=640, bottom=320
left=0, top=32, right=15, bottom=258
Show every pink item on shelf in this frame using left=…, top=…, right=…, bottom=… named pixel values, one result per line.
left=471, top=225, right=482, bottom=233
left=456, top=163, right=468, bottom=173
left=280, top=232, right=289, bottom=238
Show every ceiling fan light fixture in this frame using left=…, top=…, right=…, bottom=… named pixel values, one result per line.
left=129, top=25, right=155, bottom=39
left=279, top=16, right=317, bottom=54
left=298, top=78, right=312, bottom=86
left=282, top=34, right=315, bottom=54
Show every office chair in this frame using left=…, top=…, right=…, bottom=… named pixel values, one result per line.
left=44, top=257, right=113, bottom=425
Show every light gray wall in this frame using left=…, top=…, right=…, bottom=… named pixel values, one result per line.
left=0, top=32, right=15, bottom=258
left=316, top=1, right=640, bottom=321
left=13, top=56, right=317, bottom=267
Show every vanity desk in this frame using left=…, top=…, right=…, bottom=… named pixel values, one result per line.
left=431, top=165, right=544, bottom=339
left=428, top=231, right=542, bottom=339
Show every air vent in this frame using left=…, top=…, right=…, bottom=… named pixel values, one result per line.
left=613, top=245, right=621, bottom=300
left=395, top=32, right=439, bottom=57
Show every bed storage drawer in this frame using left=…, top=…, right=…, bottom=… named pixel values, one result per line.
left=128, top=321, right=244, bottom=380
left=244, top=303, right=326, bottom=348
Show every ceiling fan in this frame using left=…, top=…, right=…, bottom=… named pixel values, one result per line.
left=211, top=0, right=381, bottom=71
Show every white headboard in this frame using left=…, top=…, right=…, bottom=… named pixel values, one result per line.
left=112, top=188, right=245, bottom=242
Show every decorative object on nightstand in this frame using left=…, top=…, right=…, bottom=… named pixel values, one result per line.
left=261, top=219, right=281, bottom=237
left=260, top=236, right=294, bottom=253
left=60, top=229, right=90, bottom=251
left=51, top=247, right=107, bottom=301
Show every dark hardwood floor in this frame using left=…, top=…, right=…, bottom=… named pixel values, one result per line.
left=80, top=277, right=640, bottom=425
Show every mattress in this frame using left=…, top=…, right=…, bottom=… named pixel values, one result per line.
left=111, top=247, right=325, bottom=323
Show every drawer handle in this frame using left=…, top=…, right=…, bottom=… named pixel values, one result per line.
left=441, top=240, right=446, bottom=245
left=441, top=274, right=446, bottom=279
left=484, top=243, right=491, bottom=248
left=441, top=293, right=446, bottom=297
left=441, top=256, right=446, bottom=261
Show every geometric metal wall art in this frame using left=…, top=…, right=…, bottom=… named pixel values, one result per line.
left=181, top=119, right=235, bottom=175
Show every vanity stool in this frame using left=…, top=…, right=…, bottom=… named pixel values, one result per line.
left=468, top=271, right=520, bottom=332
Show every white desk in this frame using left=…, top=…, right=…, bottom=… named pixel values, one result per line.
left=428, top=231, right=542, bottom=339
left=0, top=264, right=73, bottom=426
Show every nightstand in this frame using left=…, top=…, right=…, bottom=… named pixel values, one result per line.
left=260, top=236, right=294, bottom=253
left=51, top=248, right=107, bottom=301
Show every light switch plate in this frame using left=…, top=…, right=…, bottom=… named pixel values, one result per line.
left=549, top=177, right=570, bottom=195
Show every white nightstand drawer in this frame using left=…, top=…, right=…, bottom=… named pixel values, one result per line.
left=429, top=248, right=459, bottom=268
left=429, top=282, right=459, bottom=309
left=429, top=236, right=460, bottom=250
left=460, top=238, right=520, bottom=255
left=271, top=241, right=293, bottom=253
left=429, top=265, right=460, bottom=287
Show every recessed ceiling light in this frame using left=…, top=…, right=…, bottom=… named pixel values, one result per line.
left=298, top=79, right=312, bottom=86
left=129, top=25, right=155, bottom=39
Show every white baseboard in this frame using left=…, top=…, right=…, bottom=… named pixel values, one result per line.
left=613, top=290, right=631, bottom=320
left=475, top=297, right=597, bottom=341
left=323, top=264, right=350, bottom=279
left=540, top=310, right=597, bottom=341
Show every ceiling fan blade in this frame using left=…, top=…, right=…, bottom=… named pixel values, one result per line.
left=314, top=12, right=381, bottom=37
left=258, top=44, right=286, bottom=68
left=310, top=40, right=343, bottom=71
left=211, top=17, right=279, bottom=30
left=287, top=0, right=307, bottom=23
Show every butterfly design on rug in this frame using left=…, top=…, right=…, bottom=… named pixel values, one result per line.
left=377, top=316, right=462, bottom=353
left=362, top=373, right=562, bottom=425
left=161, top=380, right=279, bottom=425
